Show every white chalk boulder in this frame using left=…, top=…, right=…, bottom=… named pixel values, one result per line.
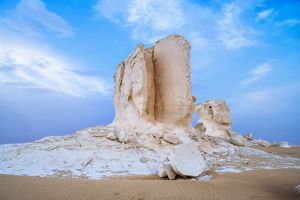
left=158, top=164, right=176, bottom=180
left=170, top=144, right=205, bottom=177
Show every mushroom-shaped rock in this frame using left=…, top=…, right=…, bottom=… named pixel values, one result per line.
left=170, top=144, right=205, bottom=177
left=158, top=164, right=176, bottom=180
left=196, top=99, right=231, bottom=138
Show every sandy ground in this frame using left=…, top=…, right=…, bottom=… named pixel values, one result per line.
left=1, top=168, right=300, bottom=200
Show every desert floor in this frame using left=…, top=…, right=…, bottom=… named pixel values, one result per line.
left=1, top=147, right=299, bottom=200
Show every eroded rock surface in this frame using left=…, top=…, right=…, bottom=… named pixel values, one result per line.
left=196, top=99, right=231, bottom=138
left=170, top=144, right=205, bottom=177
left=112, top=35, right=194, bottom=131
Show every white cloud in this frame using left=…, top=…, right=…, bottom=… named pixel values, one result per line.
left=3, top=0, right=74, bottom=37
left=217, top=3, right=256, bottom=50
left=127, top=0, right=185, bottom=31
left=276, top=19, right=300, bottom=28
left=242, top=62, right=272, bottom=86
left=95, top=0, right=185, bottom=42
left=96, top=0, right=261, bottom=49
left=229, top=84, right=300, bottom=113
left=256, top=9, right=275, bottom=22
left=0, top=41, right=111, bottom=97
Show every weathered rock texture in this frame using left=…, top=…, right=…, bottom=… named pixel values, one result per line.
left=112, top=35, right=195, bottom=130
left=170, top=144, right=205, bottom=177
left=195, top=99, right=231, bottom=138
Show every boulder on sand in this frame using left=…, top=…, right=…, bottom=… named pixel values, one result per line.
left=170, top=144, right=205, bottom=177
left=158, top=164, right=176, bottom=180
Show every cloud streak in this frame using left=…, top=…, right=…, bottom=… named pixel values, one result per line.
left=217, top=2, right=256, bottom=50
left=255, top=9, right=275, bottom=22
left=3, top=0, right=74, bottom=37
left=95, top=0, right=260, bottom=50
left=242, top=61, right=272, bottom=86
left=0, top=41, right=111, bottom=97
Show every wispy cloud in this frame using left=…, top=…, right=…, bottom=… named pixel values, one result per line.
left=0, top=41, right=111, bottom=97
left=276, top=19, right=300, bottom=28
left=242, top=61, right=272, bottom=86
left=3, top=0, right=74, bottom=37
left=95, top=0, right=185, bottom=43
left=255, top=9, right=275, bottom=22
left=217, top=2, right=256, bottom=50
left=96, top=0, right=259, bottom=50
left=229, top=84, right=300, bottom=113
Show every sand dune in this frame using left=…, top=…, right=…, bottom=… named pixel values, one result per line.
left=1, top=169, right=299, bottom=200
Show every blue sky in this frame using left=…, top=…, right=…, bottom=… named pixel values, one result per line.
left=0, top=0, right=299, bottom=144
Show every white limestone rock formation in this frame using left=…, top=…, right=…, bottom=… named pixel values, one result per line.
left=270, top=141, right=290, bottom=148
left=158, top=164, right=176, bottom=180
left=111, top=35, right=195, bottom=132
left=153, top=36, right=195, bottom=127
left=170, top=144, right=205, bottom=177
left=112, top=44, right=155, bottom=129
left=195, top=99, right=231, bottom=138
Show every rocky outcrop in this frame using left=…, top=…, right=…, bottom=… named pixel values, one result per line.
left=254, top=139, right=270, bottom=147
left=153, top=36, right=195, bottom=127
left=170, top=144, right=205, bottom=177
left=195, top=100, right=231, bottom=138
left=243, top=133, right=253, bottom=141
left=112, top=35, right=194, bottom=131
left=229, top=133, right=246, bottom=146
left=270, top=141, right=290, bottom=148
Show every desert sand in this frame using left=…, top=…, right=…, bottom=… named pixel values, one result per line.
left=1, top=168, right=299, bottom=200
